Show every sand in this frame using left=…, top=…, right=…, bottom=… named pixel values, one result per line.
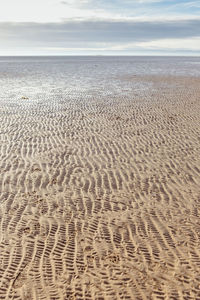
left=0, top=74, right=200, bottom=299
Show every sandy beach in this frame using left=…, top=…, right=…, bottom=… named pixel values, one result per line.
left=0, top=59, right=200, bottom=299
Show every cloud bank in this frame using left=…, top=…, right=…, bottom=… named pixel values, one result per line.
left=0, top=0, right=200, bottom=54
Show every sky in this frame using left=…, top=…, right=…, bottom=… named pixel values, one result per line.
left=0, top=0, right=200, bottom=55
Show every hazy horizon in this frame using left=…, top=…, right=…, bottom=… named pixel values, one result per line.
left=0, top=54, right=200, bottom=57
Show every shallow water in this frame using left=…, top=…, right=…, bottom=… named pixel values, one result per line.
left=0, top=56, right=200, bottom=105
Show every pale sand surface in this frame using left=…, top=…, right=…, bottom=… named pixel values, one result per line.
left=0, top=74, right=200, bottom=299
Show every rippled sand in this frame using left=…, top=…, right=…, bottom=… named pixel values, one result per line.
left=0, top=72, right=200, bottom=299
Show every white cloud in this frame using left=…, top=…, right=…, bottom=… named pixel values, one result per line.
left=0, top=0, right=198, bottom=23
left=0, top=0, right=125, bottom=22
left=183, top=1, right=200, bottom=8
left=135, top=37, right=200, bottom=51
left=0, top=0, right=94, bottom=22
left=60, top=0, right=90, bottom=5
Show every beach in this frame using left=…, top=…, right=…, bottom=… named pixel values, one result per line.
left=0, top=57, right=200, bottom=299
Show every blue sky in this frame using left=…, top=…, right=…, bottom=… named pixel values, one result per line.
left=0, top=0, right=200, bottom=55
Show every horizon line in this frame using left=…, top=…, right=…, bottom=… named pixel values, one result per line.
left=0, top=54, right=200, bottom=57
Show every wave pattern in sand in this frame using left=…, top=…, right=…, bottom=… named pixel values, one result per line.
left=0, top=65, right=200, bottom=299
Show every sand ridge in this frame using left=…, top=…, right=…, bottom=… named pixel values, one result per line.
left=0, top=75, right=200, bottom=299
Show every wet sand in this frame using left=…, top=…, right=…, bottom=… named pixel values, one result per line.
left=0, top=74, right=200, bottom=299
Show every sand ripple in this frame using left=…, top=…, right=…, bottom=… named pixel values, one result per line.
left=0, top=75, right=200, bottom=299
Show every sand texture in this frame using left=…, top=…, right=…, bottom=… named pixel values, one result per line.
left=0, top=73, right=200, bottom=299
